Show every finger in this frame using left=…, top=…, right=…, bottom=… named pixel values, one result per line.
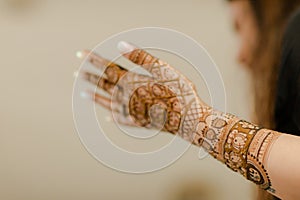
left=77, top=50, right=115, bottom=70
left=103, top=63, right=127, bottom=84
left=82, top=71, right=115, bottom=95
left=93, top=92, right=112, bottom=110
left=117, top=41, right=159, bottom=71
left=77, top=50, right=127, bottom=72
left=78, top=50, right=127, bottom=84
left=81, top=91, right=112, bottom=111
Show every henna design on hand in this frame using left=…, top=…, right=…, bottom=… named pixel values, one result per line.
left=79, top=44, right=206, bottom=140
left=129, top=83, right=182, bottom=134
left=79, top=43, right=282, bottom=193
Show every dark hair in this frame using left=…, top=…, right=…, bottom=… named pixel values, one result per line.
left=227, top=0, right=300, bottom=199
left=228, top=0, right=300, bottom=128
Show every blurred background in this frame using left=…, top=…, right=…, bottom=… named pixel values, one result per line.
left=0, top=0, right=256, bottom=199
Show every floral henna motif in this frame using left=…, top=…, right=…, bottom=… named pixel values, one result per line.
left=192, top=109, right=239, bottom=159
left=129, top=83, right=182, bottom=134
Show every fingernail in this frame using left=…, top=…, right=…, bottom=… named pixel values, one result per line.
left=73, top=70, right=79, bottom=78
left=76, top=51, right=83, bottom=59
left=117, top=41, right=135, bottom=53
left=80, top=91, right=90, bottom=99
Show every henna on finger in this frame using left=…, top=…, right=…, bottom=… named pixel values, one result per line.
left=128, top=49, right=159, bottom=67
left=81, top=50, right=127, bottom=85
left=92, top=92, right=112, bottom=111
left=104, top=63, right=127, bottom=84
left=82, top=71, right=115, bottom=94
left=81, top=50, right=126, bottom=71
left=120, top=43, right=160, bottom=72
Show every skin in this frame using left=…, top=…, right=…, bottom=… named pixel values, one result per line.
left=229, top=0, right=259, bottom=67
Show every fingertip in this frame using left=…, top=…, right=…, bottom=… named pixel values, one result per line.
left=80, top=91, right=90, bottom=99
left=76, top=51, right=83, bottom=59
left=73, top=70, right=79, bottom=78
left=117, top=41, right=136, bottom=54
left=76, top=49, right=92, bottom=59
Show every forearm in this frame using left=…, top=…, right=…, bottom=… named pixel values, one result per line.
left=266, top=133, right=300, bottom=199
left=187, top=106, right=300, bottom=199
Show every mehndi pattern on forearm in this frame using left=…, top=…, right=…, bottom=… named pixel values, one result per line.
left=246, top=129, right=281, bottom=192
left=224, top=121, right=281, bottom=191
left=192, top=109, right=239, bottom=159
left=193, top=113, right=281, bottom=192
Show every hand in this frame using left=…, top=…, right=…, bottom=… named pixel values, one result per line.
left=78, top=41, right=209, bottom=141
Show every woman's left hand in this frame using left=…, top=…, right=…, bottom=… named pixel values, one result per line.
left=77, top=41, right=209, bottom=141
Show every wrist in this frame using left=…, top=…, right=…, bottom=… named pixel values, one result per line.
left=191, top=107, right=281, bottom=191
left=191, top=108, right=239, bottom=161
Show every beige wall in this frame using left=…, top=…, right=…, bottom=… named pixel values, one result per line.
left=0, top=0, right=255, bottom=199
